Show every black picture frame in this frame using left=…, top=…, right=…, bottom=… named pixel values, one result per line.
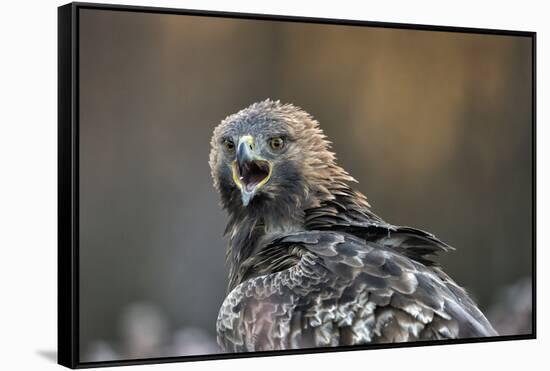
left=58, top=2, right=537, bottom=369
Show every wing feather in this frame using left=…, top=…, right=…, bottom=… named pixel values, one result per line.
left=217, top=230, right=497, bottom=352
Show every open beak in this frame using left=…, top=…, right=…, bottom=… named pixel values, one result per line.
left=231, top=135, right=272, bottom=206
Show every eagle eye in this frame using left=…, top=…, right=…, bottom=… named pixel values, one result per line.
left=269, top=136, right=285, bottom=151
left=223, top=138, right=235, bottom=152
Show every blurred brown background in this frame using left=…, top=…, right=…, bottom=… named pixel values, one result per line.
left=78, top=9, right=533, bottom=362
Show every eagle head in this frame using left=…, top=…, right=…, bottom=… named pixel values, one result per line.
left=209, top=99, right=354, bottom=222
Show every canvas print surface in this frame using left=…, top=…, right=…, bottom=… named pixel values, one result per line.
left=75, top=7, right=533, bottom=363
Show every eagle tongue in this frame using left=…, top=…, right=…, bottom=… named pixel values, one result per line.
left=240, top=161, right=267, bottom=192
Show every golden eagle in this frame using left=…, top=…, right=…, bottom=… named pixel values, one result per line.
left=209, top=99, right=497, bottom=352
